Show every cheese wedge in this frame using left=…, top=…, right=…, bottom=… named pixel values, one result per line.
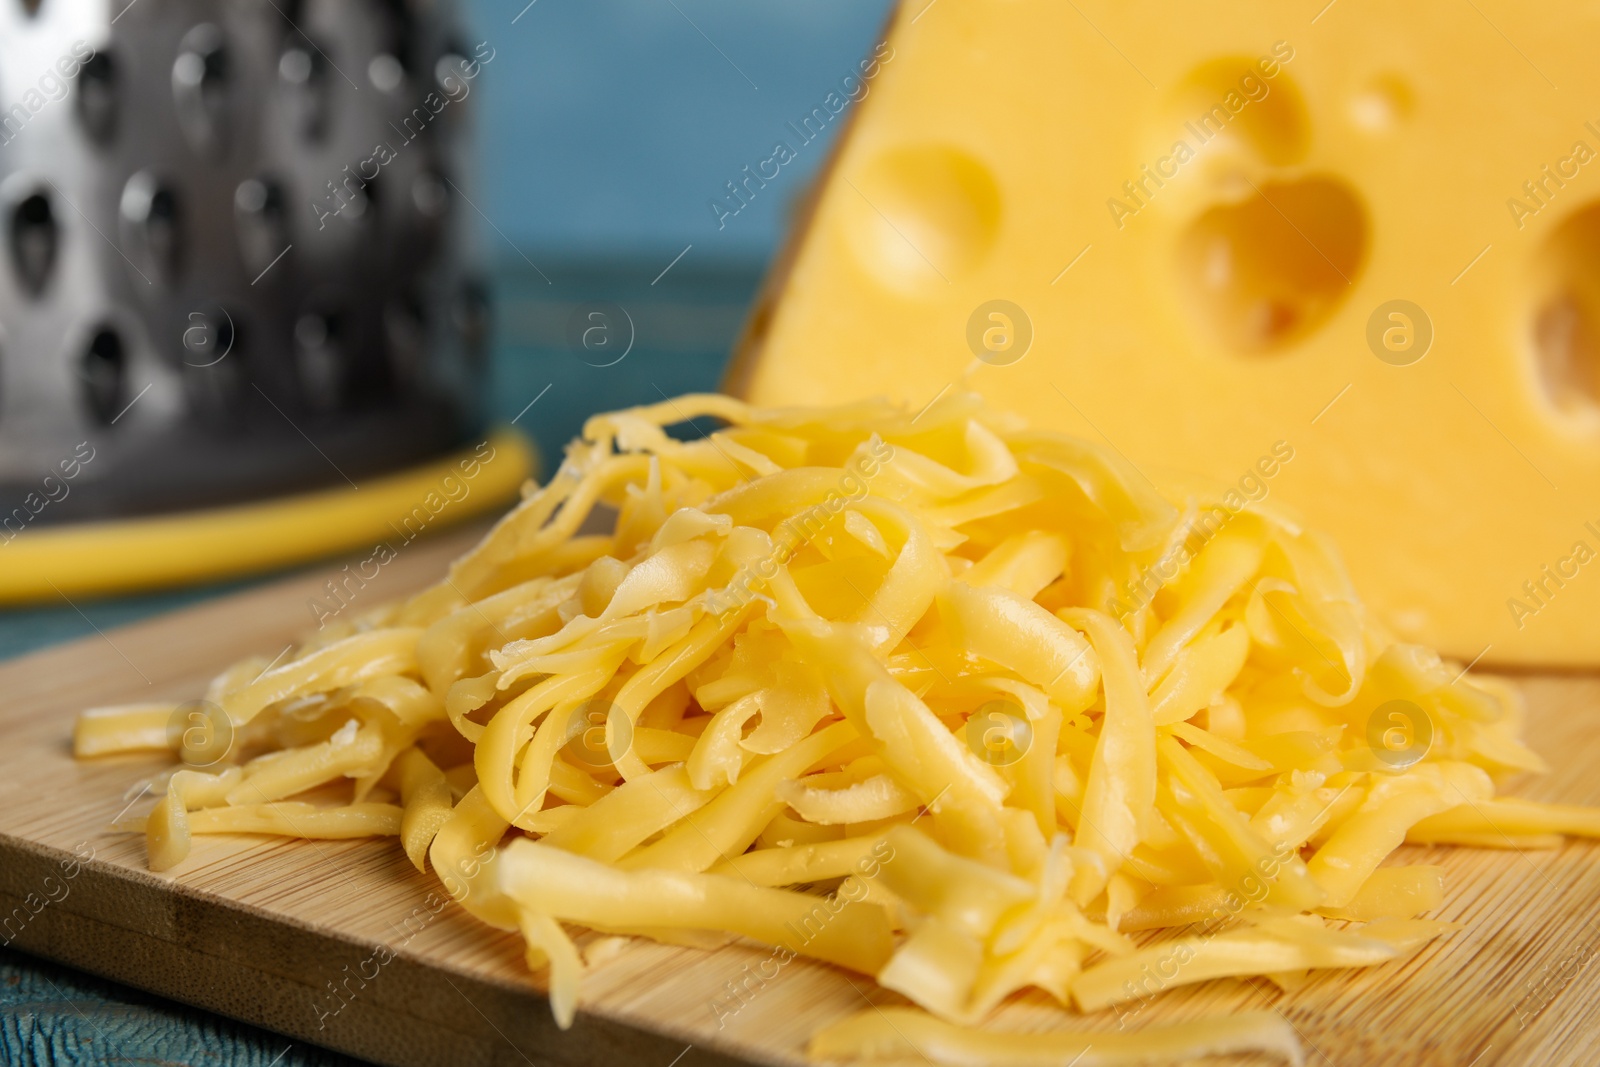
left=728, top=0, right=1600, bottom=665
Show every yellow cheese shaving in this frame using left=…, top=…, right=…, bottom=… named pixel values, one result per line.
left=74, top=391, right=1600, bottom=1065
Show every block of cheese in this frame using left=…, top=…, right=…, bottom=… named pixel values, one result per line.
left=728, top=0, right=1600, bottom=666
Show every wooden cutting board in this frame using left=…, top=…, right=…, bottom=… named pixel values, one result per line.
left=2, top=527, right=1599, bottom=1067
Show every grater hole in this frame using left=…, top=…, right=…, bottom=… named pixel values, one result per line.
left=368, top=54, right=404, bottom=93
left=173, top=24, right=231, bottom=157
left=412, top=171, right=448, bottom=220
left=235, top=177, right=288, bottom=278
left=435, top=41, right=473, bottom=99
left=280, top=44, right=331, bottom=140
left=81, top=328, right=126, bottom=426
left=10, top=191, right=58, bottom=298
left=120, top=172, right=182, bottom=284
left=385, top=294, right=427, bottom=392
left=295, top=311, right=345, bottom=412
left=76, top=51, right=118, bottom=144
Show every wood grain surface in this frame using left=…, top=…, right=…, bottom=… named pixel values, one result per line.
left=2, top=528, right=1598, bottom=1067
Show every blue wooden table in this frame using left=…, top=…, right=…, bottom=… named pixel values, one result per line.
left=0, top=258, right=762, bottom=1066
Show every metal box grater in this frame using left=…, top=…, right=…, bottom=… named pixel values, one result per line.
left=0, top=0, right=489, bottom=526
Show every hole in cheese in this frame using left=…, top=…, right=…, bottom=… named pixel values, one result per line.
left=1530, top=200, right=1600, bottom=422
left=843, top=146, right=1001, bottom=293
left=1348, top=73, right=1415, bottom=134
left=1168, top=57, right=1309, bottom=168
left=1175, top=176, right=1369, bottom=354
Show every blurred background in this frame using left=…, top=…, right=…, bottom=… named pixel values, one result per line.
left=476, top=0, right=891, bottom=449
left=0, top=0, right=893, bottom=658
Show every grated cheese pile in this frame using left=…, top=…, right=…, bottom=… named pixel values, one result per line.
left=75, top=392, right=1600, bottom=1065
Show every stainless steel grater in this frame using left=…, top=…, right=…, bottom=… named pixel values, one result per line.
left=0, top=0, right=490, bottom=526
